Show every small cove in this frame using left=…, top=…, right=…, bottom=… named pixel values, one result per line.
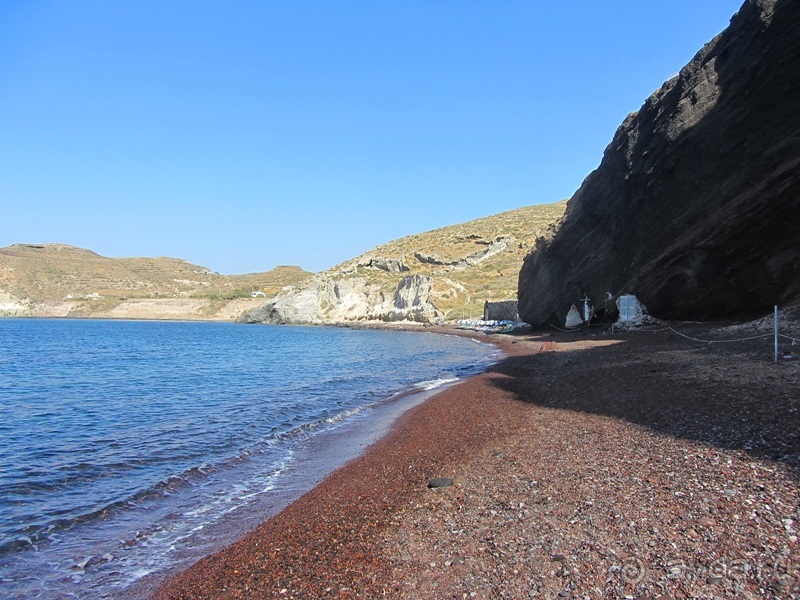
left=0, top=319, right=499, bottom=598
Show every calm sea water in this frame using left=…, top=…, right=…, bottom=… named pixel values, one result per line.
left=0, top=319, right=499, bottom=598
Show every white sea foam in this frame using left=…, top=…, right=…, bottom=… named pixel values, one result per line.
left=323, top=406, right=367, bottom=424
left=414, top=376, right=459, bottom=391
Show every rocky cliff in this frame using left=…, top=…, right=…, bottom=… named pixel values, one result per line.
left=238, top=274, right=441, bottom=325
left=518, top=0, right=800, bottom=326
left=239, top=202, right=566, bottom=325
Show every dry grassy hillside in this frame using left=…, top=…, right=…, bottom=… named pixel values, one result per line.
left=3, top=202, right=565, bottom=322
left=332, top=201, right=567, bottom=319
left=0, top=243, right=310, bottom=318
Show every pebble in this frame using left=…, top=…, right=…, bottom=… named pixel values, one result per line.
left=773, top=577, right=789, bottom=589
left=428, top=477, right=454, bottom=489
left=84, top=554, right=111, bottom=569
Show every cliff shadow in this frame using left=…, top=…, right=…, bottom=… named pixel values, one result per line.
left=487, top=327, right=800, bottom=479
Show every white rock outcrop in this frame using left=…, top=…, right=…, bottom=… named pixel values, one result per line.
left=0, top=289, right=30, bottom=316
left=238, top=274, right=442, bottom=325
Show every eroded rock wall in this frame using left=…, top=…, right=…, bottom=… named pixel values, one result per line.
left=237, top=275, right=442, bottom=325
left=518, top=0, right=800, bottom=326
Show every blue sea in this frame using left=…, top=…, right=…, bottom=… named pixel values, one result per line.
left=0, top=319, right=499, bottom=598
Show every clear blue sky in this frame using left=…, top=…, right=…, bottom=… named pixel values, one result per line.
left=1, top=1, right=743, bottom=274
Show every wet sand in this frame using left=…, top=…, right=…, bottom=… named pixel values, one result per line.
left=155, top=325, right=800, bottom=598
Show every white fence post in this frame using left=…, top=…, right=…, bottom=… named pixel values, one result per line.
left=775, top=305, right=779, bottom=363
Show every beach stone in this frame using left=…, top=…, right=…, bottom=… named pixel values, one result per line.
left=773, top=577, right=790, bottom=589
left=84, top=555, right=110, bottom=569
left=427, top=477, right=454, bottom=488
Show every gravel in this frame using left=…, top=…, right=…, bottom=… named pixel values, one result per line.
left=156, top=324, right=799, bottom=599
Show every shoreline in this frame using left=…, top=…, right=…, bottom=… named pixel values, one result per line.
left=116, top=324, right=503, bottom=599
left=154, top=323, right=799, bottom=598
left=0, top=320, right=498, bottom=598
left=128, top=376, right=473, bottom=600
left=150, top=327, right=518, bottom=600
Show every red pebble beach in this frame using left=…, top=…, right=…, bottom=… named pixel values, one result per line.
left=155, top=325, right=799, bottom=599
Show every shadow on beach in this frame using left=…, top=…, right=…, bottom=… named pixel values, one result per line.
left=486, top=326, right=800, bottom=479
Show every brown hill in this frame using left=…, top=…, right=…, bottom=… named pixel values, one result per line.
left=339, top=201, right=567, bottom=318
left=0, top=243, right=310, bottom=319
left=241, top=201, right=567, bottom=325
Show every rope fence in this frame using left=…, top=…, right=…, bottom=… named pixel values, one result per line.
left=659, top=327, right=771, bottom=344
left=639, top=305, right=797, bottom=362
left=561, top=304, right=799, bottom=362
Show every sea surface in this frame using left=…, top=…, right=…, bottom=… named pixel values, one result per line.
left=0, top=319, right=499, bottom=598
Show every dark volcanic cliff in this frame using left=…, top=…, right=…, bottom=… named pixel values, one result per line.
left=518, top=0, right=800, bottom=326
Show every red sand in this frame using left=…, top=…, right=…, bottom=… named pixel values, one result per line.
left=155, top=326, right=799, bottom=598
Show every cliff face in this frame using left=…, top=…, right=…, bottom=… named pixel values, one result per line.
left=237, top=275, right=442, bottom=325
left=518, top=0, right=800, bottom=326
